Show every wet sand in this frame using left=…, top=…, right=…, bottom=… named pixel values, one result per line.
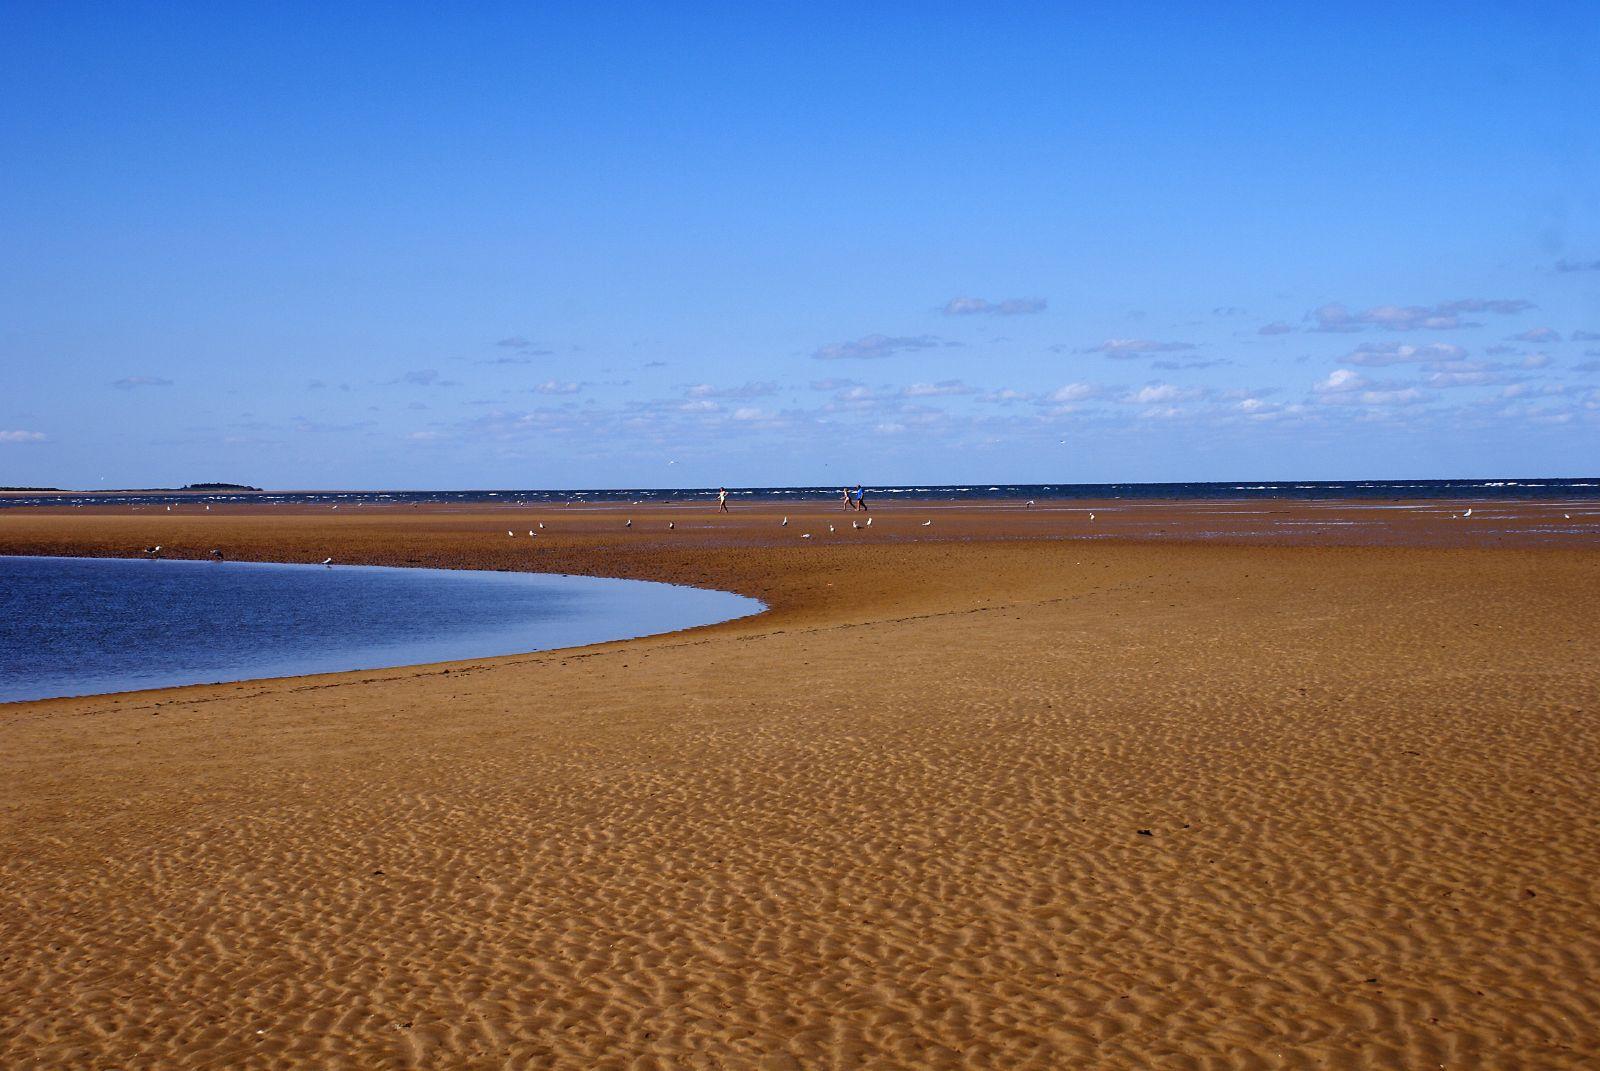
left=3, top=501, right=1599, bottom=1068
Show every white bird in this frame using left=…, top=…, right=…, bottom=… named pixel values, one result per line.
left=528, top=530, right=536, bottom=537
left=537, top=522, right=545, bottom=529
left=828, top=524, right=835, bottom=533
left=1464, top=508, right=1473, bottom=518
left=1089, top=512, right=1095, bottom=522
left=625, top=518, right=632, bottom=528
left=332, top=504, right=338, bottom=509
left=321, top=557, right=333, bottom=566
left=922, top=520, right=932, bottom=526
left=866, top=516, right=873, bottom=527
left=801, top=533, right=812, bottom=539
left=204, top=505, right=211, bottom=511
left=508, top=530, right=515, bottom=537
left=165, top=505, right=171, bottom=512
left=209, top=548, right=224, bottom=560
left=852, top=520, right=860, bottom=529
left=1565, top=513, right=1571, bottom=519
left=1025, top=500, right=1035, bottom=508
left=781, top=516, right=788, bottom=527
left=668, top=521, right=675, bottom=530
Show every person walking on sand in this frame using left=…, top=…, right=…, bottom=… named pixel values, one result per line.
left=717, top=487, right=729, bottom=512
left=841, top=487, right=854, bottom=511
left=853, top=484, right=868, bottom=512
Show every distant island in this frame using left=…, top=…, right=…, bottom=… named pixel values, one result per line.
left=180, top=483, right=262, bottom=491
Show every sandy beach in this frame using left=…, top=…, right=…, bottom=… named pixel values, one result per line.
left=3, top=501, right=1599, bottom=1069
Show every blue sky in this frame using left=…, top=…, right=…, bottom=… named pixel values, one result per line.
left=3, top=3, right=1598, bottom=489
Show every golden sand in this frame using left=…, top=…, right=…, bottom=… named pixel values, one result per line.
left=3, top=502, right=1598, bottom=1068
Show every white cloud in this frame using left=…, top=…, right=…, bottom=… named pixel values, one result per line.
left=1050, top=382, right=1100, bottom=403
left=533, top=380, right=581, bottom=395
left=1343, top=342, right=1467, bottom=366
left=814, top=334, right=941, bottom=360
left=942, top=296, right=1047, bottom=316
left=1081, top=338, right=1196, bottom=357
left=113, top=375, right=173, bottom=389
left=902, top=380, right=974, bottom=397
left=0, top=429, right=47, bottom=443
left=1309, top=298, right=1532, bottom=332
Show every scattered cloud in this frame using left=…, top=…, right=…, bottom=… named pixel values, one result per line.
left=1571, top=330, right=1600, bottom=341
left=809, top=377, right=863, bottom=391
left=1555, top=258, right=1600, bottom=273
left=531, top=380, right=581, bottom=395
left=1126, top=382, right=1207, bottom=405
left=1257, top=321, right=1293, bottom=335
left=113, top=375, right=173, bottom=389
left=1049, top=382, right=1101, bottom=403
left=686, top=381, right=779, bottom=399
left=0, top=429, right=47, bottom=443
left=813, top=334, right=941, bottom=360
left=1212, top=306, right=1247, bottom=316
left=902, top=380, right=975, bottom=398
left=494, top=336, right=553, bottom=355
left=942, top=296, right=1047, bottom=316
left=397, top=369, right=459, bottom=387
left=1342, top=342, right=1467, bottom=366
left=1079, top=338, right=1196, bottom=358
left=1510, top=327, right=1561, bottom=343
left=1308, top=298, right=1532, bottom=332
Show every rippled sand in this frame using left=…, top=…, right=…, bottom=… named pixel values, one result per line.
left=3, top=502, right=1598, bottom=1068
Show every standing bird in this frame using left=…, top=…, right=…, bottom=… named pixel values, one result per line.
left=852, top=520, right=860, bottom=530
left=209, top=548, right=224, bottom=560
left=537, top=522, right=545, bottom=529
left=1089, top=512, right=1095, bottom=522
left=1463, top=508, right=1473, bottom=519
left=321, top=557, right=333, bottom=566
left=801, top=533, right=812, bottom=539
left=528, top=530, right=536, bottom=537
left=922, top=520, right=932, bottom=526
left=828, top=524, right=835, bottom=533
left=866, top=516, right=873, bottom=527
left=1025, top=500, right=1035, bottom=508
left=508, top=530, right=515, bottom=537
left=625, top=518, right=632, bottom=528
left=781, top=516, right=788, bottom=527
left=668, top=521, right=675, bottom=530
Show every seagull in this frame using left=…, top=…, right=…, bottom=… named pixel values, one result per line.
left=852, top=520, right=860, bottom=529
left=332, top=504, right=338, bottom=510
left=165, top=505, right=171, bottom=512
left=321, top=557, right=333, bottom=566
left=528, top=530, right=536, bottom=537
left=1025, top=500, right=1035, bottom=508
left=204, top=505, right=211, bottom=511
left=668, top=521, right=675, bottom=530
left=537, top=522, right=545, bottom=529
left=1464, top=508, right=1473, bottom=518
left=828, top=524, right=835, bottom=533
left=922, top=520, right=932, bottom=526
left=209, top=548, right=224, bottom=560
left=1565, top=513, right=1571, bottom=519
left=142, top=545, right=162, bottom=557
left=1089, top=512, right=1095, bottom=522
left=508, top=530, right=515, bottom=537
left=625, top=518, right=632, bottom=528
left=781, top=516, right=788, bottom=527
left=866, top=516, right=872, bottom=527
left=801, top=533, right=812, bottom=539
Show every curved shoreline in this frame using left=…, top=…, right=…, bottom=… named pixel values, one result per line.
left=0, top=555, right=767, bottom=706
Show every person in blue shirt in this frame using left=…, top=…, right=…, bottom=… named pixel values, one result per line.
left=852, top=485, right=868, bottom=511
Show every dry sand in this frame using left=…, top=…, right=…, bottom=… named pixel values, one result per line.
left=3, top=501, right=1599, bottom=1069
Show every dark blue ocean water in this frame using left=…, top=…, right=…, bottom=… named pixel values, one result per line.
left=3, top=477, right=1597, bottom=510
left=0, top=556, right=762, bottom=703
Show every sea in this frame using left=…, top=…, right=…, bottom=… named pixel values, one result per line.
left=0, top=556, right=762, bottom=703
left=3, top=477, right=1597, bottom=510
